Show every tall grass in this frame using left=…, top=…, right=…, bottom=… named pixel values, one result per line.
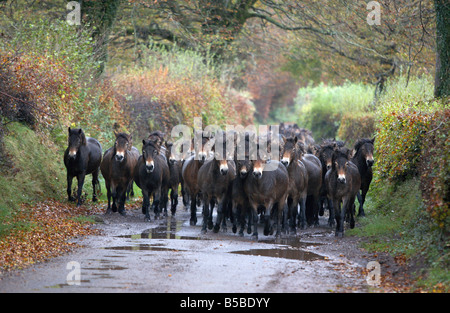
left=0, top=123, right=66, bottom=236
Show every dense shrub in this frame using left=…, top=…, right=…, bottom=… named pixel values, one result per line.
left=374, top=74, right=449, bottom=232
left=337, top=112, right=376, bottom=146
left=374, top=75, right=439, bottom=181
left=418, top=107, right=450, bottom=231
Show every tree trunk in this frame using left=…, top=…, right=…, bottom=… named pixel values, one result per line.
left=81, top=0, right=122, bottom=74
left=434, top=0, right=450, bottom=98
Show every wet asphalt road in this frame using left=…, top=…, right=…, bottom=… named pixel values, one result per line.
left=0, top=203, right=372, bottom=293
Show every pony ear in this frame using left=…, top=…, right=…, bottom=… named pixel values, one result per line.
left=68, top=127, right=71, bottom=134
left=371, top=136, right=376, bottom=144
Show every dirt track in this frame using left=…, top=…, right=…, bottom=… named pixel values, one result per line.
left=0, top=203, right=380, bottom=293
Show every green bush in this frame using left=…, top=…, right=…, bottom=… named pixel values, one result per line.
left=374, top=74, right=449, bottom=232
left=374, top=75, right=442, bottom=181
left=337, top=112, right=376, bottom=147
left=294, top=82, right=374, bottom=140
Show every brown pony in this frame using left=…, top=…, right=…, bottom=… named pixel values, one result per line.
left=351, top=137, right=375, bottom=217
left=280, top=136, right=308, bottom=233
left=134, top=139, right=170, bottom=221
left=325, top=147, right=361, bottom=237
left=100, top=132, right=139, bottom=215
left=197, top=131, right=236, bottom=233
left=64, top=127, right=102, bottom=207
left=244, top=143, right=289, bottom=239
left=181, top=132, right=211, bottom=225
left=164, top=141, right=183, bottom=216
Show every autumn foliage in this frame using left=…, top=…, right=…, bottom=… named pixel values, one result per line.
left=0, top=200, right=101, bottom=273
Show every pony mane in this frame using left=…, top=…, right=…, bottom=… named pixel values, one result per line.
left=354, top=138, right=374, bottom=153
left=115, top=132, right=130, bottom=140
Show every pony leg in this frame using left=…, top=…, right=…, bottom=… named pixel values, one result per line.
left=357, top=190, right=367, bottom=217
left=142, top=190, right=151, bottom=222
left=76, top=173, right=86, bottom=207
left=92, top=169, right=100, bottom=202
left=105, top=183, right=112, bottom=214
left=201, top=198, right=210, bottom=234
left=214, top=198, right=227, bottom=233
left=190, top=195, right=197, bottom=226
left=333, top=199, right=344, bottom=237
left=67, top=173, right=75, bottom=202
left=118, top=187, right=127, bottom=216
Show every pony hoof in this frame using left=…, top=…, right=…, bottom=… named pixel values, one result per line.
left=201, top=228, right=207, bottom=234
left=335, top=231, right=344, bottom=238
left=213, top=225, right=220, bottom=233
left=119, top=210, right=127, bottom=217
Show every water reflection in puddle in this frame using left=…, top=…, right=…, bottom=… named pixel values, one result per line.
left=104, top=244, right=185, bottom=252
left=230, top=248, right=324, bottom=261
left=111, top=217, right=326, bottom=262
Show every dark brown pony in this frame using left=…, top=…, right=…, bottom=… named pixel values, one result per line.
left=317, top=139, right=346, bottom=226
left=302, top=152, right=322, bottom=227
left=181, top=132, right=211, bottom=225
left=280, top=136, right=308, bottom=233
left=64, top=127, right=102, bottom=207
left=351, top=137, right=375, bottom=217
left=244, top=144, right=289, bottom=239
left=231, top=132, right=255, bottom=236
left=134, top=139, right=170, bottom=221
left=100, top=132, right=139, bottom=215
left=325, top=147, right=361, bottom=237
left=198, top=131, right=236, bottom=233
left=165, top=141, right=183, bottom=216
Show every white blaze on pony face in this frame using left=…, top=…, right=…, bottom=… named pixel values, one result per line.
left=219, top=160, right=229, bottom=175
left=281, top=156, right=290, bottom=166
left=366, top=154, right=374, bottom=166
left=252, top=160, right=264, bottom=178
left=115, top=150, right=125, bottom=161
left=69, top=149, right=77, bottom=158
left=145, top=159, right=155, bottom=173
left=198, top=150, right=207, bottom=161
left=336, top=161, right=347, bottom=183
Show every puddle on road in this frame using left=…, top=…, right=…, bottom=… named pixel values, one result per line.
left=104, top=244, right=185, bottom=252
left=110, top=217, right=326, bottom=262
left=117, top=219, right=205, bottom=241
left=230, top=248, right=324, bottom=261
